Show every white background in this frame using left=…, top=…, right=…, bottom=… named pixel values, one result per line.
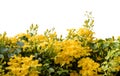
left=0, top=0, right=120, bottom=38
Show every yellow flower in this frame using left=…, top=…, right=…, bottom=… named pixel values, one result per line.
left=70, top=71, right=79, bottom=76
left=77, top=27, right=94, bottom=42
left=78, top=57, right=100, bottom=76
left=16, top=33, right=31, bottom=39
left=6, top=55, right=42, bottom=76
left=54, top=40, right=91, bottom=66
left=29, top=71, right=39, bottom=76
left=10, top=37, right=18, bottom=44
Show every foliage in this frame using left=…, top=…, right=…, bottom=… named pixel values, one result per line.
left=0, top=12, right=120, bottom=76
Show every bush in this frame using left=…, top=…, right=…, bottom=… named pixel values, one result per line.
left=0, top=12, right=120, bottom=76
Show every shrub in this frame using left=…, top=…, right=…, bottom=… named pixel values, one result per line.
left=0, top=12, right=120, bottom=76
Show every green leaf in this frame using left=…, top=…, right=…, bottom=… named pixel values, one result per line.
left=14, top=48, right=21, bottom=54
left=0, top=47, right=8, bottom=53
left=17, top=41, right=24, bottom=46
left=0, top=54, right=4, bottom=59
left=57, top=68, right=69, bottom=75
left=48, top=68, right=55, bottom=73
left=8, top=53, right=14, bottom=58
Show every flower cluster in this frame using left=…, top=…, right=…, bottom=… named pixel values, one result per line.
left=54, top=39, right=91, bottom=66
left=5, top=55, right=42, bottom=76
left=78, top=57, right=100, bottom=76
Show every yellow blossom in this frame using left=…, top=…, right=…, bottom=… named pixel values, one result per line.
left=70, top=71, right=79, bottom=76
left=54, top=40, right=91, bottom=66
left=6, top=55, right=42, bottom=76
left=78, top=57, right=100, bottom=76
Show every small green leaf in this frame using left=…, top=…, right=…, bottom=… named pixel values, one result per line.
left=0, top=54, right=4, bottom=59
left=14, top=48, right=21, bottom=54
left=17, top=41, right=24, bottom=46
left=0, top=48, right=8, bottom=53
left=48, top=68, right=55, bottom=73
